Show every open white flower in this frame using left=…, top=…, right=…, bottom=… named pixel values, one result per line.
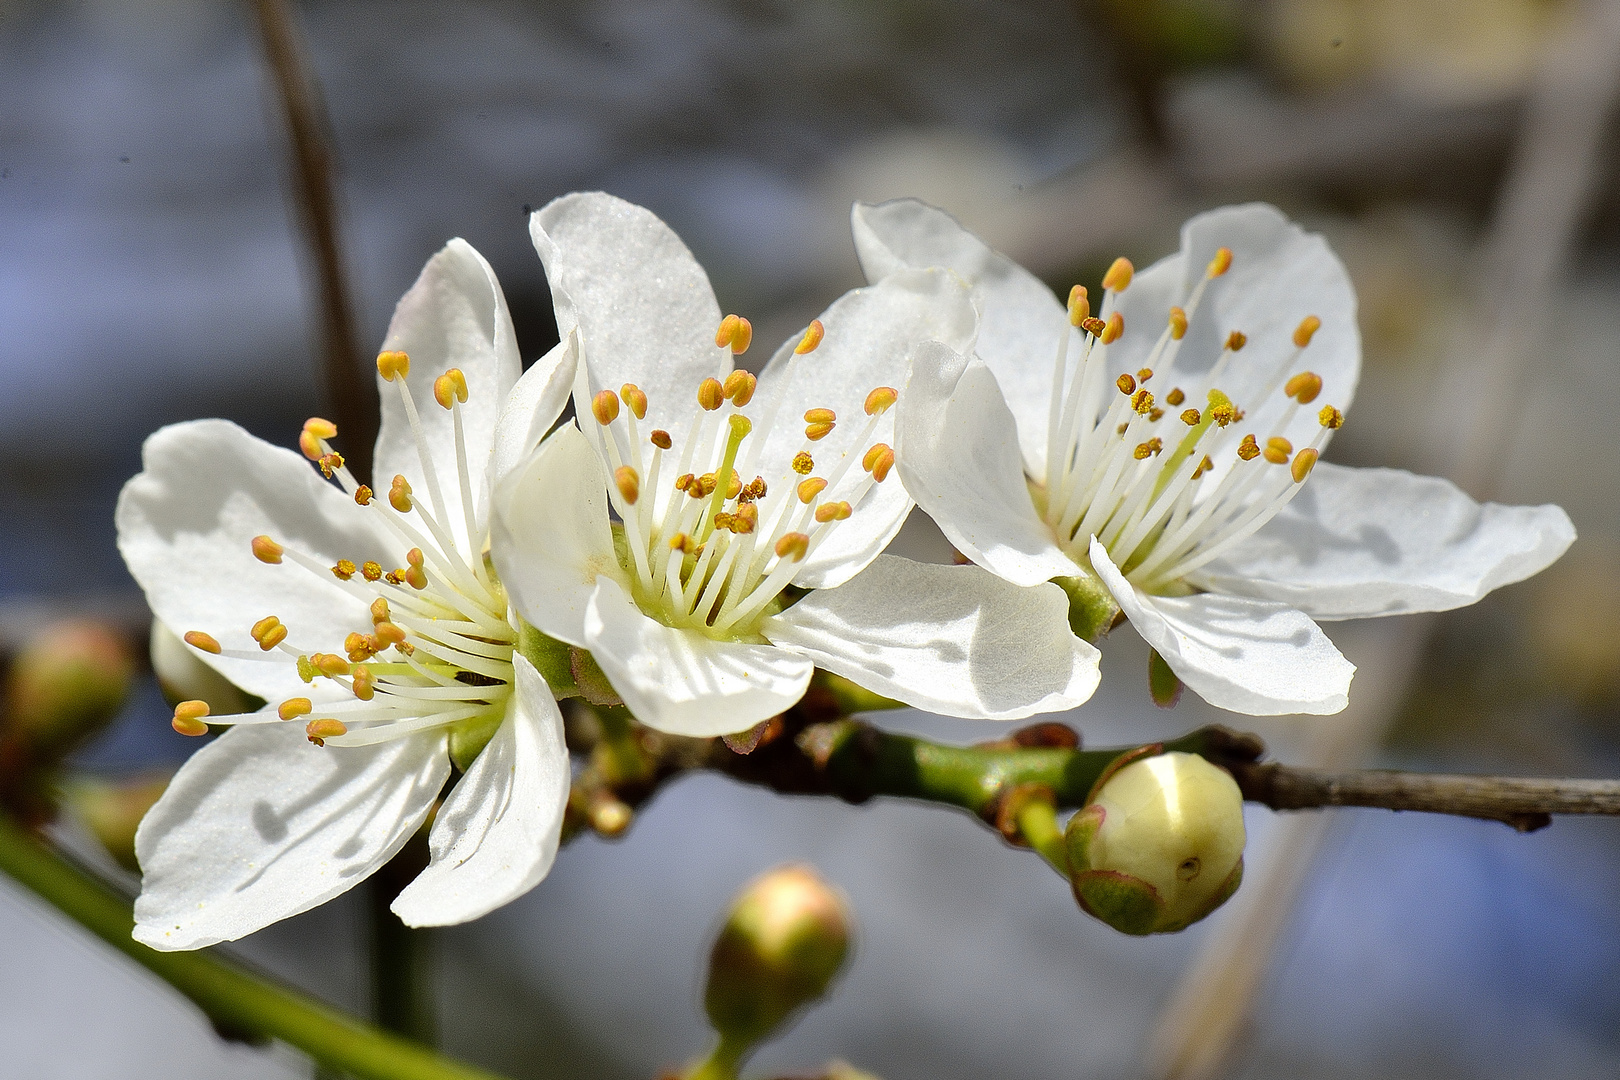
left=492, top=192, right=1101, bottom=735
left=117, top=240, right=579, bottom=949
left=864, top=200, right=1575, bottom=715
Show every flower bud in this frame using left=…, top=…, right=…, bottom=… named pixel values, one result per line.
left=1064, top=750, right=1244, bottom=935
left=4, top=619, right=135, bottom=760
left=61, top=773, right=170, bottom=872
left=704, top=864, right=852, bottom=1052
left=150, top=621, right=253, bottom=716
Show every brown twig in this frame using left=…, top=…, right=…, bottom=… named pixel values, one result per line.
left=249, top=0, right=375, bottom=482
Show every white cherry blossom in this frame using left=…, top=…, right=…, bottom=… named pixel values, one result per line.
left=864, top=199, right=1575, bottom=715
left=117, top=240, right=578, bottom=949
left=492, top=192, right=1101, bottom=735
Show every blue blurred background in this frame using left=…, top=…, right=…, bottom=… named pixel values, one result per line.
left=4, top=0, right=1620, bottom=1077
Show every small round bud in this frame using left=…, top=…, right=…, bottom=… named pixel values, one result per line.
left=704, top=864, right=852, bottom=1052
left=1064, top=750, right=1245, bottom=935
left=62, top=773, right=171, bottom=871
left=4, top=620, right=135, bottom=758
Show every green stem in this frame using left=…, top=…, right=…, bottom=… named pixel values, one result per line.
left=682, top=1034, right=747, bottom=1080
left=0, top=815, right=505, bottom=1080
left=1013, top=796, right=1069, bottom=876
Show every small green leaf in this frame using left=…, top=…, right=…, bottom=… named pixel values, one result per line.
left=1149, top=648, right=1183, bottom=708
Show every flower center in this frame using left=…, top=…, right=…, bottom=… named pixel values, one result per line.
left=586, top=316, right=898, bottom=642
left=1036, top=252, right=1345, bottom=594
left=170, top=354, right=515, bottom=752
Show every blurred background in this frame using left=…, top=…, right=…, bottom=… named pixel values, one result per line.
left=4, top=0, right=1620, bottom=1076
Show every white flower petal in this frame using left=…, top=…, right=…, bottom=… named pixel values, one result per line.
left=1110, top=204, right=1359, bottom=477
left=584, top=577, right=812, bottom=736
left=1191, top=462, right=1577, bottom=621
left=852, top=198, right=1078, bottom=476
left=132, top=723, right=448, bottom=951
left=531, top=192, right=728, bottom=452
left=1091, top=537, right=1353, bottom=716
left=390, top=656, right=568, bottom=927
left=764, top=555, right=1099, bottom=720
left=116, top=420, right=395, bottom=703
left=374, top=239, right=521, bottom=551
left=489, top=331, right=580, bottom=491
left=492, top=423, right=624, bottom=648
left=755, top=266, right=978, bottom=588
left=896, top=342, right=1080, bottom=586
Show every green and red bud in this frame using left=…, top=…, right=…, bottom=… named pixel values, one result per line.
left=1065, top=750, right=1245, bottom=935
left=5, top=619, right=135, bottom=761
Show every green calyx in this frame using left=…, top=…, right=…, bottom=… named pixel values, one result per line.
left=1051, top=569, right=1122, bottom=644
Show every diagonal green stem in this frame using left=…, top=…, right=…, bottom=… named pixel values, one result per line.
left=0, top=814, right=506, bottom=1080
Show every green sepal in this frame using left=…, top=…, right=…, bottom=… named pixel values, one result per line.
left=1063, top=802, right=1107, bottom=871
left=1072, top=869, right=1164, bottom=936
left=812, top=670, right=903, bottom=716
left=569, top=647, right=623, bottom=708
left=448, top=712, right=505, bottom=773
left=1051, top=570, right=1121, bottom=644
left=1148, top=648, right=1183, bottom=708
left=516, top=620, right=577, bottom=698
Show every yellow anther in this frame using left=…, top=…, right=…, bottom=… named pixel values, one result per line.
left=864, top=386, right=898, bottom=415
left=1192, top=454, right=1214, bottom=480
left=698, top=377, right=725, bottom=411
left=694, top=473, right=718, bottom=498
left=278, top=698, right=313, bottom=721
left=651, top=429, right=673, bottom=450
left=354, top=485, right=373, bottom=506
left=1149, top=407, right=1165, bottom=422
left=1117, top=373, right=1136, bottom=395
left=1133, top=440, right=1158, bottom=460
left=1263, top=436, right=1293, bottom=465
left=1319, top=404, right=1345, bottom=429
left=374, top=622, right=407, bottom=648
left=814, top=501, right=853, bottom=523
left=614, top=465, right=640, bottom=505
left=804, top=407, right=836, bottom=425
left=299, top=429, right=323, bottom=460
left=864, top=444, right=895, bottom=482
left=1100, top=312, right=1124, bottom=345
left=376, top=350, right=410, bottom=381
left=370, top=598, right=390, bottom=625
left=351, top=667, right=376, bottom=701
left=1067, top=284, right=1090, bottom=326
left=1294, top=315, right=1322, bottom=348
left=361, top=560, right=383, bottom=581
left=344, top=632, right=377, bottom=661
left=797, top=477, right=828, bottom=503
left=251, top=535, right=284, bottom=565
left=312, top=652, right=351, bottom=677
left=731, top=503, right=758, bottom=534
left=726, top=470, right=743, bottom=499
left=1080, top=316, right=1106, bottom=336
left=305, top=718, right=347, bottom=746
left=172, top=700, right=210, bottom=737
left=251, top=616, right=286, bottom=651
left=739, top=477, right=768, bottom=502
left=669, top=532, right=694, bottom=553
left=296, top=655, right=317, bottom=682
left=407, top=548, right=424, bottom=569
left=386, top=566, right=406, bottom=586
left=620, top=383, right=648, bottom=419
left=404, top=559, right=427, bottom=591
left=791, top=452, right=814, bottom=475
left=1206, top=389, right=1235, bottom=427
left=715, top=314, right=753, bottom=354
left=795, top=319, right=825, bottom=354
left=861, top=444, right=885, bottom=472
left=1102, top=256, right=1134, bottom=292
left=591, top=389, right=620, bottom=425
left=1180, top=408, right=1201, bottom=426
left=1207, top=247, right=1232, bottom=277
left=331, top=559, right=356, bottom=581
left=722, top=371, right=756, bottom=407
left=1285, top=371, right=1323, bottom=404
left=1117, top=422, right=1130, bottom=435
left=304, top=417, right=338, bottom=441
left=805, top=421, right=834, bottom=441
left=183, top=631, right=222, bottom=654
left=1137, top=367, right=1153, bottom=381
left=1168, top=306, right=1188, bottom=341
left=1166, top=387, right=1186, bottom=406
left=1132, top=389, right=1155, bottom=414
left=1237, top=434, right=1260, bottom=461
left=1224, top=330, right=1247, bottom=352
left=1291, top=447, right=1320, bottom=482
left=776, top=532, right=810, bottom=561
left=389, top=475, right=413, bottom=513
left=432, top=368, right=469, bottom=410
left=318, top=452, right=344, bottom=478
